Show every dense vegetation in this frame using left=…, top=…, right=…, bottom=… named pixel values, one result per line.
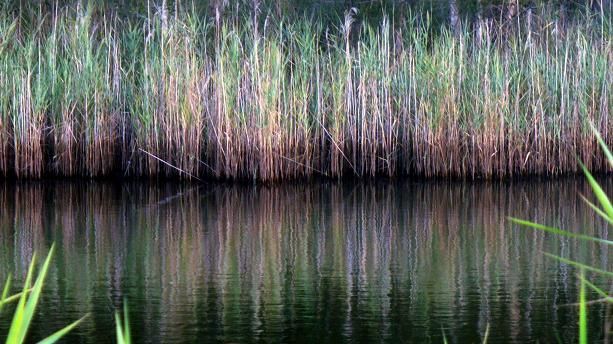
left=0, top=1, right=610, bottom=180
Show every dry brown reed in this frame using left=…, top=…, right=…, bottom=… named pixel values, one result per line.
left=0, top=4, right=610, bottom=181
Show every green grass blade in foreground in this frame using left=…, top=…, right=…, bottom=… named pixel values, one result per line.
left=508, top=218, right=613, bottom=245
left=591, top=123, right=613, bottom=164
left=483, top=323, right=489, bottom=344
left=1, top=275, right=10, bottom=312
left=0, top=290, right=33, bottom=309
left=579, top=195, right=613, bottom=226
left=6, top=252, right=38, bottom=344
left=115, top=311, right=125, bottom=344
left=580, top=163, right=613, bottom=220
left=19, top=246, right=56, bottom=342
left=578, top=275, right=613, bottom=303
left=579, top=271, right=587, bottom=344
left=37, top=314, right=89, bottom=344
left=543, top=253, right=613, bottom=278
left=123, top=303, right=131, bottom=344
left=5, top=244, right=86, bottom=343
left=115, top=302, right=131, bottom=344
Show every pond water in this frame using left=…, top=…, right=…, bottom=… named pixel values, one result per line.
left=0, top=178, right=610, bottom=343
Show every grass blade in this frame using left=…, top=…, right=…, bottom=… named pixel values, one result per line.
left=544, top=253, right=613, bottom=278
left=579, top=162, right=613, bottom=220
left=20, top=245, right=55, bottom=342
left=579, top=271, right=587, bottom=344
left=591, top=123, right=613, bottom=165
left=115, top=311, right=126, bottom=344
left=6, top=253, right=38, bottom=344
left=115, top=301, right=131, bottom=344
left=0, top=274, right=10, bottom=313
left=482, top=323, right=489, bottom=344
left=509, top=217, right=613, bottom=245
left=37, top=314, right=89, bottom=344
left=0, top=289, right=33, bottom=309
left=123, top=302, right=131, bottom=344
left=578, top=275, right=613, bottom=303
left=579, top=195, right=613, bottom=226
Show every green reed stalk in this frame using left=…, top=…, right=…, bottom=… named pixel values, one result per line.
left=579, top=270, right=587, bottom=344
left=115, top=302, right=132, bottom=344
left=510, top=127, right=612, bottom=343
left=1, top=245, right=88, bottom=344
left=0, top=3, right=610, bottom=180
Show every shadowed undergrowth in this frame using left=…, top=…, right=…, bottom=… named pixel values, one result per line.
left=0, top=3, right=610, bottom=181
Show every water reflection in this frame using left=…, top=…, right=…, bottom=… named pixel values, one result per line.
left=0, top=179, right=610, bottom=343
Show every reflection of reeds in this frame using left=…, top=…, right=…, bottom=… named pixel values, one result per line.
left=0, top=5, right=610, bottom=180
left=0, top=179, right=610, bottom=341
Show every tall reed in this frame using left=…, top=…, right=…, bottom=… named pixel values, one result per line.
left=1, top=245, right=87, bottom=343
left=0, top=3, right=610, bottom=180
left=510, top=128, right=613, bottom=344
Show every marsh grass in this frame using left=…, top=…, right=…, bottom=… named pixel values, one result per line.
left=0, top=3, right=610, bottom=180
left=0, top=245, right=87, bottom=343
left=1, top=244, right=129, bottom=343
left=115, top=302, right=131, bottom=344
left=510, top=128, right=613, bottom=343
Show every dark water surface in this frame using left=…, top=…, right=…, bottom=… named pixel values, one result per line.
left=0, top=178, right=611, bottom=343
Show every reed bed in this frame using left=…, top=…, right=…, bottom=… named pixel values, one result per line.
left=0, top=4, right=610, bottom=180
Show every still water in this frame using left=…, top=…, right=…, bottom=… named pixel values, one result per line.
left=0, top=178, right=610, bottom=343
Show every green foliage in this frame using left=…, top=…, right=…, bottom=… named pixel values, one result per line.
left=0, top=2, right=610, bottom=180
left=0, top=275, right=11, bottom=313
left=508, top=218, right=613, bottom=245
left=510, top=127, right=612, bottom=343
left=115, top=302, right=132, bottom=344
left=1, top=245, right=88, bottom=344
left=579, top=271, right=587, bottom=344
